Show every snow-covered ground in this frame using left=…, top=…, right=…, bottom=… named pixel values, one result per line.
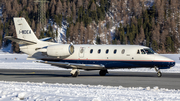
left=0, top=81, right=180, bottom=101
left=0, top=52, right=180, bottom=100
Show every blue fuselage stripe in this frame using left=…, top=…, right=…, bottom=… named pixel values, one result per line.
left=43, top=59, right=175, bottom=69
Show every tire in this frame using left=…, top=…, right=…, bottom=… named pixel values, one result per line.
left=71, top=70, right=79, bottom=77
left=157, top=72, right=162, bottom=77
left=99, top=70, right=107, bottom=76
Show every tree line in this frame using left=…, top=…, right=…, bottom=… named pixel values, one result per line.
left=0, top=0, right=180, bottom=53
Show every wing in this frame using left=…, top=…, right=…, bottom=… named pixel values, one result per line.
left=37, top=61, right=105, bottom=70
left=5, top=36, right=36, bottom=45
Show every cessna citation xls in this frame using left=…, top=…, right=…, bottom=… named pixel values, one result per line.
left=5, top=17, right=175, bottom=77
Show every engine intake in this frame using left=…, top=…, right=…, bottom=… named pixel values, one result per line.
left=47, top=44, right=74, bottom=57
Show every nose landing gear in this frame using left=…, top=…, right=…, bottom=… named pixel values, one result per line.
left=154, top=66, right=162, bottom=77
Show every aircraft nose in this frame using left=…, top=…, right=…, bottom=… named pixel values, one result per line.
left=154, top=55, right=176, bottom=67
left=169, top=61, right=175, bottom=67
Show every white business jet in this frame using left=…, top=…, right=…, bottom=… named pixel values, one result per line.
left=5, top=17, right=175, bottom=77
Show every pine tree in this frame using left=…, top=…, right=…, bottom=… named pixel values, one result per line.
left=51, top=5, right=55, bottom=17
left=166, top=36, right=172, bottom=52
left=79, top=22, right=84, bottom=44
left=104, top=27, right=108, bottom=44
left=96, top=35, right=101, bottom=44
left=74, top=22, right=79, bottom=43
left=56, top=0, right=62, bottom=15
left=72, top=1, right=76, bottom=23
left=120, top=27, right=125, bottom=44
left=31, top=20, right=35, bottom=31
left=90, top=1, right=97, bottom=11
left=62, top=1, right=67, bottom=16
left=77, top=0, right=83, bottom=8
left=139, top=26, right=145, bottom=44
left=36, top=23, right=40, bottom=38
left=67, top=6, right=72, bottom=17
left=108, top=31, right=111, bottom=44
left=84, top=0, right=89, bottom=10
left=56, top=29, right=58, bottom=39
left=22, top=0, right=27, bottom=8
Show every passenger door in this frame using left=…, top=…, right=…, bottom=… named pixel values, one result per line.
left=79, top=47, right=86, bottom=58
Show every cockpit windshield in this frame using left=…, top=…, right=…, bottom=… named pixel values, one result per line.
left=143, top=48, right=155, bottom=54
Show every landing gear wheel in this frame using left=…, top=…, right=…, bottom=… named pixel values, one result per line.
left=157, top=72, right=162, bottom=77
left=70, top=69, right=80, bottom=77
left=71, top=71, right=79, bottom=77
left=99, top=70, right=108, bottom=76
left=154, top=66, right=162, bottom=77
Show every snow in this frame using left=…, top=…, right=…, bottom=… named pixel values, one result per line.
left=144, top=0, right=154, bottom=7
left=0, top=43, right=13, bottom=53
left=0, top=53, right=63, bottom=70
left=47, top=19, right=67, bottom=43
left=0, top=52, right=180, bottom=100
left=53, top=20, right=67, bottom=43
left=0, top=81, right=180, bottom=101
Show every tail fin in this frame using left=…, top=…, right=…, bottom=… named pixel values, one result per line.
left=13, top=17, right=39, bottom=43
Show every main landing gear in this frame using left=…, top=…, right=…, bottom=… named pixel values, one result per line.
left=70, top=69, right=108, bottom=77
left=154, top=66, right=162, bottom=77
left=99, top=70, right=108, bottom=76
left=70, top=69, right=80, bottom=77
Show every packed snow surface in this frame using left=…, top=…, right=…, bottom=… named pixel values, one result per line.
left=0, top=81, right=180, bottom=101
left=0, top=52, right=180, bottom=100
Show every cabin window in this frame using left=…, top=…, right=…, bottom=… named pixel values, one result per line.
left=98, top=49, right=101, bottom=54
left=137, top=50, right=140, bottom=54
left=114, top=49, right=117, bottom=54
left=106, top=49, right=109, bottom=54
left=121, top=49, right=125, bottom=54
left=141, top=49, right=146, bottom=54
left=90, top=49, right=93, bottom=54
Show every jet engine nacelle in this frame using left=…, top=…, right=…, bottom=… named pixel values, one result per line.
left=47, top=44, right=74, bottom=57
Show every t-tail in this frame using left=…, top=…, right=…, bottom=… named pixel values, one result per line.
left=5, top=17, right=73, bottom=58
left=5, top=17, right=41, bottom=46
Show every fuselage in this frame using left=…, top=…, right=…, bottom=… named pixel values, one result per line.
left=23, top=43, right=175, bottom=70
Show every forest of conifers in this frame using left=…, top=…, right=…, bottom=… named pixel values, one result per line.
left=0, top=0, right=180, bottom=53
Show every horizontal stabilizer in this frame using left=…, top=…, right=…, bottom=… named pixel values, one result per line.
left=5, top=36, right=36, bottom=45
left=40, top=37, right=52, bottom=41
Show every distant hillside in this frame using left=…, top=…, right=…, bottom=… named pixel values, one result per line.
left=0, top=0, right=180, bottom=53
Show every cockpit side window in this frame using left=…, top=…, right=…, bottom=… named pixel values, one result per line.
left=141, top=49, right=146, bottom=54
left=144, top=48, right=155, bottom=54
left=137, top=50, right=140, bottom=54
